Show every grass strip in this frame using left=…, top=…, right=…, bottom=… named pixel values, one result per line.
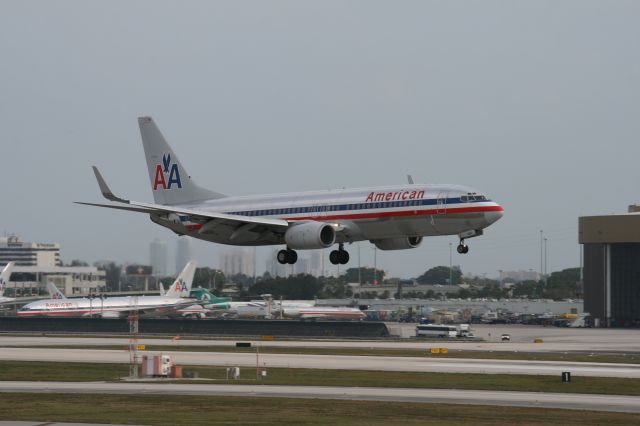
left=0, top=393, right=638, bottom=425
left=0, top=360, right=639, bottom=396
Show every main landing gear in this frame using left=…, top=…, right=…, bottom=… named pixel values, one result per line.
left=277, top=248, right=298, bottom=265
left=276, top=244, right=350, bottom=266
left=329, top=243, right=349, bottom=265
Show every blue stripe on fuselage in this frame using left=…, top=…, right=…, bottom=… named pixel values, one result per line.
left=226, top=197, right=492, bottom=218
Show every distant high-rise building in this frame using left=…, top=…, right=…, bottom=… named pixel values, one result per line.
left=149, top=239, right=168, bottom=276
left=0, top=235, right=61, bottom=267
left=294, top=258, right=310, bottom=275
left=309, top=250, right=324, bottom=277
left=175, top=237, right=193, bottom=274
left=220, top=247, right=255, bottom=277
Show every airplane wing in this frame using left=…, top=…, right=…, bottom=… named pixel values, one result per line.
left=75, top=166, right=290, bottom=236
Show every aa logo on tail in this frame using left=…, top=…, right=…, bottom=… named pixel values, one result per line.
left=153, top=153, right=182, bottom=190
left=173, top=278, right=188, bottom=293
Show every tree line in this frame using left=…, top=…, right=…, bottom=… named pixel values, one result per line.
left=88, top=261, right=580, bottom=301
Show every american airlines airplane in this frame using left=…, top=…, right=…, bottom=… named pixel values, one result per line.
left=282, top=305, right=367, bottom=321
left=18, top=261, right=197, bottom=318
left=78, top=117, right=503, bottom=265
left=0, top=262, right=15, bottom=304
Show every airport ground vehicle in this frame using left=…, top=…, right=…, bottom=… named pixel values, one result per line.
left=416, top=324, right=458, bottom=338
left=501, top=333, right=511, bottom=341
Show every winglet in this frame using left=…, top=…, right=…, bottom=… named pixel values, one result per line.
left=407, top=175, right=414, bottom=185
left=92, top=166, right=129, bottom=203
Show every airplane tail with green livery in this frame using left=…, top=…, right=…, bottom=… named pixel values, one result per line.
left=189, top=288, right=231, bottom=309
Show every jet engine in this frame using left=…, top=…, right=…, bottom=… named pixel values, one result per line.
left=284, top=221, right=336, bottom=249
left=371, top=236, right=423, bottom=250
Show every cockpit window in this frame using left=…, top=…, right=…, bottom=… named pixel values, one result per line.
left=461, top=193, right=487, bottom=202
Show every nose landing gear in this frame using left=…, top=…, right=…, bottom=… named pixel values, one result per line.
left=457, top=229, right=483, bottom=254
left=457, top=242, right=469, bottom=254
left=329, top=243, right=350, bottom=265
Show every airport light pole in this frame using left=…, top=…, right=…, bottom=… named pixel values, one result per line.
left=540, top=230, right=544, bottom=279
left=373, top=246, right=378, bottom=285
left=544, top=237, right=549, bottom=286
left=358, top=244, right=361, bottom=285
left=449, top=242, right=453, bottom=285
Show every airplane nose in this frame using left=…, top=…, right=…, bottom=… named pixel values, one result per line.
left=484, top=207, right=504, bottom=225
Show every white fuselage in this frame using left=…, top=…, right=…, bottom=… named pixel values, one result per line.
left=282, top=306, right=366, bottom=320
left=153, top=184, right=503, bottom=246
left=18, top=295, right=193, bottom=318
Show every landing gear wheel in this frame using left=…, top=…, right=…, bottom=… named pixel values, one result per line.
left=277, top=249, right=298, bottom=264
left=338, top=250, right=349, bottom=265
left=457, top=244, right=469, bottom=254
left=286, top=249, right=298, bottom=264
left=330, top=249, right=349, bottom=265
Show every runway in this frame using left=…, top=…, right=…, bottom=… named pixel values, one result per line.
left=0, top=346, right=639, bottom=377
left=3, top=324, right=640, bottom=353
left=0, top=381, right=638, bottom=413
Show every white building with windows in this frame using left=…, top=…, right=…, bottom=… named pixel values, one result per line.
left=7, top=265, right=106, bottom=297
left=0, top=235, right=105, bottom=296
left=0, top=235, right=60, bottom=267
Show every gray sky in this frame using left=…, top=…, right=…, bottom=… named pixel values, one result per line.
left=1, top=1, right=639, bottom=278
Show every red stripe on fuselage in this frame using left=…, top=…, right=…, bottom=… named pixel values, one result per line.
left=17, top=309, right=119, bottom=317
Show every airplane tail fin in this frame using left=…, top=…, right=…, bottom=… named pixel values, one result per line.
left=46, top=282, right=67, bottom=300
left=138, top=117, right=225, bottom=205
left=165, top=260, right=197, bottom=298
left=190, top=287, right=230, bottom=303
left=0, top=262, right=14, bottom=296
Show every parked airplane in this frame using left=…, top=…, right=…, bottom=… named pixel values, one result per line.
left=18, top=261, right=197, bottom=318
left=0, top=262, right=15, bottom=304
left=78, top=117, right=503, bottom=265
left=168, top=284, right=230, bottom=319
left=282, top=305, right=366, bottom=321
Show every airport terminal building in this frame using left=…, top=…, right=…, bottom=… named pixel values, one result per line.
left=579, top=205, right=640, bottom=327
left=1, top=235, right=105, bottom=296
